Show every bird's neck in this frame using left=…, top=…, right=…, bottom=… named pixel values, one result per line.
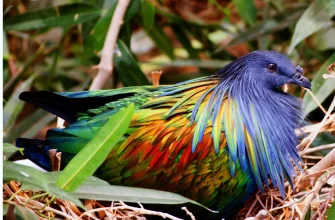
left=226, top=81, right=302, bottom=196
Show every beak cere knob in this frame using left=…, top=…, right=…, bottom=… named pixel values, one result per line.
left=292, top=66, right=311, bottom=90
left=296, top=65, right=303, bottom=74
left=294, top=66, right=303, bottom=78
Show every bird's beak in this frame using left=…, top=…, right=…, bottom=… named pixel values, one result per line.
left=291, top=66, right=312, bottom=90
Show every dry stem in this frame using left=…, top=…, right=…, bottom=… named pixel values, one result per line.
left=89, top=0, right=131, bottom=90
left=301, top=95, right=335, bottom=151
left=79, top=201, right=183, bottom=220
left=300, top=169, right=335, bottom=219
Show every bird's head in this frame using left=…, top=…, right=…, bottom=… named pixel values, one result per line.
left=220, top=50, right=312, bottom=90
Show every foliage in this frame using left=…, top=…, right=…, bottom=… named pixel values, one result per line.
left=3, top=0, right=335, bottom=219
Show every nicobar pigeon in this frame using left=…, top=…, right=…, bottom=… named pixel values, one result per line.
left=16, top=50, right=311, bottom=219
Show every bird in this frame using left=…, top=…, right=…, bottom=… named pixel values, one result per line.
left=16, top=50, right=311, bottom=219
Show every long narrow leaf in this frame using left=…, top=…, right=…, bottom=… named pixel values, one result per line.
left=114, top=40, right=150, bottom=86
left=56, top=104, right=134, bottom=192
left=4, top=3, right=101, bottom=31
left=145, top=25, right=175, bottom=59
left=4, top=164, right=214, bottom=211
left=288, top=0, right=335, bottom=53
left=3, top=143, right=24, bottom=160
left=232, top=0, right=257, bottom=25
left=3, top=161, right=85, bottom=209
left=3, top=74, right=36, bottom=135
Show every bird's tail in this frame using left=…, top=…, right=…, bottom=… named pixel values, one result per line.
left=16, top=138, right=52, bottom=171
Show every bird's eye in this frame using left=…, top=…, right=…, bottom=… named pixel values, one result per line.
left=267, top=63, right=277, bottom=72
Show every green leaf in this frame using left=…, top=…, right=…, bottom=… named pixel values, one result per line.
left=114, top=40, right=150, bottom=86
left=3, top=31, right=9, bottom=60
left=3, top=74, right=36, bottom=135
left=3, top=204, right=9, bottom=216
left=140, top=0, right=155, bottom=29
left=56, top=104, right=134, bottom=192
left=302, top=53, right=335, bottom=116
left=232, top=0, right=257, bottom=25
left=3, top=161, right=85, bottom=209
left=4, top=109, right=55, bottom=143
left=74, top=181, right=215, bottom=212
left=145, top=24, right=175, bottom=59
left=5, top=167, right=213, bottom=211
left=3, top=143, right=24, bottom=160
left=304, top=205, right=311, bottom=220
left=314, top=27, right=335, bottom=51
left=4, top=3, right=101, bottom=31
left=229, top=7, right=305, bottom=46
left=84, top=1, right=118, bottom=57
left=288, top=0, right=335, bottom=54
left=124, top=0, right=141, bottom=23
left=326, top=196, right=335, bottom=219
left=214, top=6, right=305, bottom=53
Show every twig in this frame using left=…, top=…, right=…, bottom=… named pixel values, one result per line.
left=269, top=194, right=307, bottom=213
left=300, top=143, right=335, bottom=156
left=296, top=150, right=335, bottom=192
left=246, top=198, right=259, bottom=217
left=300, top=169, right=335, bottom=219
left=89, top=0, right=131, bottom=90
left=301, top=155, right=324, bottom=160
left=182, top=207, right=196, bottom=220
left=245, top=210, right=267, bottom=220
left=300, top=95, right=335, bottom=151
left=308, top=150, right=335, bottom=178
left=305, top=89, right=327, bottom=115
left=310, top=186, right=335, bottom=220
left=79, top=202, right=183, bottom=220
left=297, top=113, right=335, bottom=135
left=256, top=194, right=275, bottom=220
left=5, top=197, right=76, bottom=220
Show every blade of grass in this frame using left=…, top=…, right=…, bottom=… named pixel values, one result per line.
left=3, top=74, right=37, bottom=136
left=288, top=0, right=335, bottom=54
left=56, top=104, right=134, bottom=192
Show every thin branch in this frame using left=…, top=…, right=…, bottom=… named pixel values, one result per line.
left=308, top=150, right=335, bottom=178
left=296, top=150, right=335, bottom=192
left=182, top=207, right=196, bottom=220
left=5, top=197, right=76, bottom=220
left=300, top=169, right=335, bottom=219
left=300, top=143, right=335, bottom=156
left=79, top=202, right=183, bottom=220
left=301, top=95, right=335, bottom=151
left=89, top=0, right=131, bottom=90
left=245, top=210, right=267, bottom=220
left=297, top=113, right=335, bottom=135
left=310, top=186, right=335, bottom=220
left=256, top=194, right=275, bottom=220
left=306, top=89, right=327, bottom=115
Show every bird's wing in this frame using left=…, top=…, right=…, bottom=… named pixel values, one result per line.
left=19, top=86, right=161, bottom=123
